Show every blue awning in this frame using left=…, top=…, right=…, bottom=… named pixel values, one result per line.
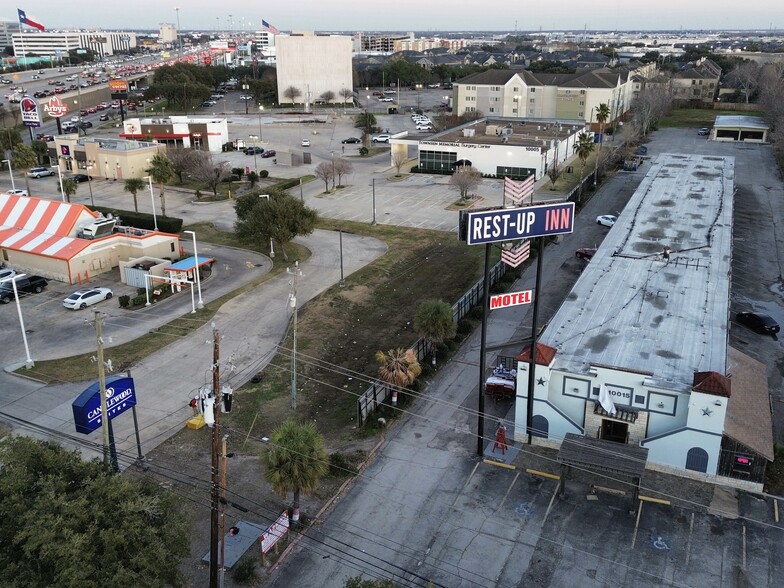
left=165, top=255, right=214, bottom=272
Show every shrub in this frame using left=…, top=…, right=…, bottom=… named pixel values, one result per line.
left=118, top=294, right=130, bottom=308
left=130, top=294, right=147, bottom=307
left=231, top=556, right=257, bottom=584
left=259, top=169, right=269, bottom=178
left=231, top=167, right=245, bottom=177
left=457, top=320, right=473, bottom=335
left=469, top=306, right=484, bottom=320
left=359, top=147, right=369, bottom=156
left=328, top=452, right=357, bottom=478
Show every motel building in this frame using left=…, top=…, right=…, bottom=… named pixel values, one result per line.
left=511, top=153, right=774, bottom=491
left=390, top=117, right=586, bottom=180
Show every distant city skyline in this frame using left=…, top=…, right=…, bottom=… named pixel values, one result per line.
left=4, top=2, right=781, bottom=33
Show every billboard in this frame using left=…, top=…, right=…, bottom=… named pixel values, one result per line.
left=20, top=96, right=41, bottom=127
left=72, top=376, right=137, bottom=434
left=42, top=95, right=68, bottom=118
left=109, top=79, right=129, bottom=100
left=460, top=202, right=575, bottom=245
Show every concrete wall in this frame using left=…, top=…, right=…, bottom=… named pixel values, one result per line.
left=641, top=428, right=723, bottom=475
left=276, top=33, right=353, bottom=105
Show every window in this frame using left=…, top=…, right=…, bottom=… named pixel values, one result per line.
left=530, top=88, right=536, bottom=93
left=531, top=415, right=549, bottom=438
left=420, top=149, right=457, bottom=172
left=685, top=447, right=709, bottom=473
left=579, top=100, right=584, bottom=106
left=578, top=111, right=584, bottom=117
left=580, top=89, right=585, bottom=95
left=530, top=98, right=535, bottom=103
left=489, top=107, right=495, bottom=112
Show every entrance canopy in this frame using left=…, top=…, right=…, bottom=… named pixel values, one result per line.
left=164, top=255, right=214, bottom=272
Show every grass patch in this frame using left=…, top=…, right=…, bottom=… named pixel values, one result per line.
left=15, top=225, right=310, bottom=384
left=765, top=443, right=784, bottom=496
left=658, top=107, right=763, bottom=129
left=227, top=218, right=498, bottom=442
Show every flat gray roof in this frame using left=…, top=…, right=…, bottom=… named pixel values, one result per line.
left=431, top=118, right=584, bottom=150
left=714, top=115, right=769, bottom=130
left=540, top=154, right=734, bottom=392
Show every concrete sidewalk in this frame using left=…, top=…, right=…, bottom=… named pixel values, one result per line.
left=0, top=229, right=387, bottom=464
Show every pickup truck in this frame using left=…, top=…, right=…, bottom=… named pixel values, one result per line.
left=0, top=275, right=48, bottom=303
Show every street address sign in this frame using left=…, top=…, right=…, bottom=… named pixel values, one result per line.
left=461, top=202, right=575, bottom=245
left=490, top=290, right=533, bottom=310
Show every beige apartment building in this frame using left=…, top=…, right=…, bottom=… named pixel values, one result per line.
left=275, top=32, right=353, bottom=106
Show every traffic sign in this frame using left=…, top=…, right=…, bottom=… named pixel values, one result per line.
left=460, top=202, right=575, bottom=245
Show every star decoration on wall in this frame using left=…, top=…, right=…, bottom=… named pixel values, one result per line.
left=536, top=377, right=546, bottom=386
left=701, top=407, right=713, bottom=417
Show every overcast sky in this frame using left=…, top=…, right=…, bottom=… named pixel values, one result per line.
left=8, top=2, right=781, bottom=32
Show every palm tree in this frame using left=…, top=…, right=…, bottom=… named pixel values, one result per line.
left=61, top=177, right=78, bottom=203
left=123, top=177, right=145, bottom=212
left=574, top=132, right=595, bottom=200
left=375, top=348, right=422, bottom=407
left=595, top=103, right=610, bottom=142
left=414, top=300, right=456, bottom=367
left=261, top=420, right=329, bottom=524
left=11, top=143, right=38, bottom=198
left=145, top=153, right=175, bottom=217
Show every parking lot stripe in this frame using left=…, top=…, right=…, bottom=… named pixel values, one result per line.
left=684, top=512, right=695, bottom=566
left=541, top=480, right=560, bottom=528
left=455, top=462, right=480, bottom=506
left=742, top=523, right=746, bottom=570
left=496, top=472, right=520, bottom=512
left=631, top=500, right=643, bottom=549
left=775, top=498, right=780, bottom=523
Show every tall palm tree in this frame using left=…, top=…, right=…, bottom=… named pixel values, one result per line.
left=574, top=132, right=596, bottom=201
left=61, top=177, right=78, bottom=203
left=11, top=143, right=38, bottom=198
left=595, top=103, right=611, bottom=141
left=261, top=420, right=329, bottom=524
left=375, top=348, right=422, bottom=407
left=123, top=178, right=145, bottom=213
left=414, top=299, right=456, bottom=367
left=145, top=153, right=174, bottom=217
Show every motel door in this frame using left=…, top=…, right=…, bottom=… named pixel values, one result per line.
left=601, top=419, right=628, bottom=444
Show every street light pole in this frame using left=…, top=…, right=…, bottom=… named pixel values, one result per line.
left=86, top=163, right=94, bottom=207
left=175, top=8, right=182, bottom=59
left=184, top=230, right=204, bottom=308
left=371, top=178, right=376, bottom=225
left=143, top=175, right=158, bottom=231
left=2, top=274, right=34, bottom=369
left=1, top=159, right=14, bottom=191
left=54, top=164, right=65, bottom=202
left=258, top=195, right=275, bottom=258
left=258, top=105, right=264, bottom=144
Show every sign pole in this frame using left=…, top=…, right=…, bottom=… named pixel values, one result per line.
left=107, top=416, right=120, bottom=473
left=476, top=243, right=491, bottom=456
left=526, top=237, right=545, bottom=444
left=95, top=310, right=111, bottom=470
left=127, top=369, right=144, bottom=465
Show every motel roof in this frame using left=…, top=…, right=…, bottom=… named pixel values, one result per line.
left=539, top=154, right=734, bottom=393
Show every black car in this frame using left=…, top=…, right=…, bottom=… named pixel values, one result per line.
left=79, top=121, right=93, bottom=129
left=261, top=150, right=276, bottom=158
left=341, top=137, right=361, bottom=144
left=736, top=311, right=780, bottom=334
left=244, top=146, right=264, bottom=155
left=71, top=174, right=92, bottom=183
left=0, top=275, right=48, bottom=303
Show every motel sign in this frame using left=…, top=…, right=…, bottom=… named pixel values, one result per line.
left=490, top=290, right=533, bottom=310
left=460, top=202, right=575, bottom=245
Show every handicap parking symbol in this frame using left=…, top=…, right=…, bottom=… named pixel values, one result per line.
left=515, top=502, right=534, bottom=517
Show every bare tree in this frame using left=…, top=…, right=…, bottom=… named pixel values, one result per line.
left=449, top=167, right=481, bottom=200
left=332, top=158, right=353, bottom=187
left=283, top=85, right=302, bottom=104
left=392, top=151, right=408, bottom=176
left=167, top=147, right=200, bottom=184
left=339, top=87, right=354, bottom=106
left=546, top=164, right=562, bottom=191
left=758, top=62, right=784, bottom=121
left=314, top=161, right=334, bottom=193
left=630, top=86, right=672, bottom=136
left=188, top=154, right=231, bottom=196
left=725, top=61, right=759, bottom=104
left=319, top=90, right=336, bottom=104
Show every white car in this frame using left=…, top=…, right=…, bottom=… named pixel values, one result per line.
left=63, top=287, right=113, bottom=310
left=301, top=138, right=310, bottom=147
left=371, top=134, right=391, bottom=143
left=416, top=125, right=433, bottom=131
left=596, top=215, right=617, bottom=227
left=379, top=97, right=394, bottom=102
left=7, top=189, right=28, bottom=196
left=27, top=167, right=55, bottom=178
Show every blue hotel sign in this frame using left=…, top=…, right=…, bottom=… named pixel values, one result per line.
left=461, top=203, right=575, bottom=245
left=72, top=376, right=137, bottom=434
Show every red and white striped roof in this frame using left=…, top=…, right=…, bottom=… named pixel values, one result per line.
left=0, top=194, right=97, bottom=260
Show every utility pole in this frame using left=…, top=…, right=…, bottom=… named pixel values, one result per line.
left=219, top=434, right=228, bottom=588
left=209, top=326, right=222, bottom=588
left=95, top=310, right=111, bottom=469
left=287, top=263, right=302, bottom=409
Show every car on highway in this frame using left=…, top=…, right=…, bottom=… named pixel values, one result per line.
left=261, top=150, right=276, bottom=158
left=736, top=311, right=780, bottom=335
left=372, top=134, right=391, bottom=143
left=301, top=138, right=310, bottom=147
left=27, top=167, right=55, bottom=178
left=7, top=189, right=28, bottom=197
left=239, top=95, right=253, bottom=101
left=341, top=137, right=361, bottom=144
left=0, top=275, right=48, bottom=303
left=575, top=247, right=597, bottom=260
left=596, top=215, right=617, bottom=227
left=63, top=287, right=113, bottom=310
left=99, top=113, right=110, bottom=121
left=70, top=115, right=81, bottom=123
left=201, top=100, right=217, bottom=107
left=379, top=97, right=394, bottom=102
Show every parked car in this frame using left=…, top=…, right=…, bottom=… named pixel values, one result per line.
left=736, top=311, right=780, bottom=335
left=698, top=128, right=710, bottom=136
left=341, top=137, right=361, bottom=144
left=596, top=215, right=617, bottom=227
left=301, top=138, right=310, bottom=147
left=372, top=91, right=383, bottom=96
left=244, top=146, right=264, bottom=155
left=261, top=150, right=276, bottom=158
left=27, top=167, right=55, bottom=178
left=70, top=174, right=92, bottom=183
left=372, top=134, right=391, bottom=143
left=36, top=134, right=54, bottom=142
left=201, top=100, right=216, bottom=107
left=0, top=267, right=16, bottom=281
left=575, top=248, right=597, bottom=260
left=7, top=189, right=28, bottom=196
left=0, top=275, right=48, bottom=303
left=99, top=113, right=110, bottom=121
left=416, top=124, right=433, bottom=131
left=63, top=287, right=113, bottom=310
left=239, top=95, right=253, bottom=101
left=635, top=145, right=648, bottom=155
